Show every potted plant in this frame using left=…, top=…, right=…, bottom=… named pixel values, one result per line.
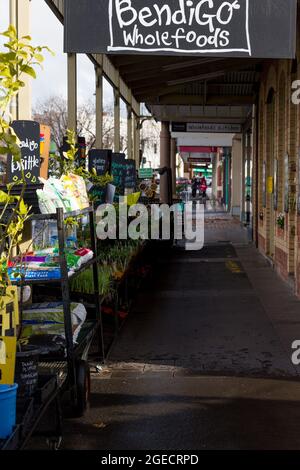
left=276, top=213, right=285, bottom=231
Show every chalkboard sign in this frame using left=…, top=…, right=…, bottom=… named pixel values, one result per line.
left=88, top=149, right=111, bottom=175
left=7, top=121, right=41, bottom=184
left=125, top=160, right=136, bottom=189
left=88, top=150, right=112, bottom=206
left=65, top=0, right=297, bottom=59
left=111, top=153, right=126, bottom=197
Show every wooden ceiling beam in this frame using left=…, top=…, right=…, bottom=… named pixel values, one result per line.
left=128, top=59, right=261, bottom=91
left=162, top=57, right=226, bottom=72
left=137, top=94, right=255, bottom=106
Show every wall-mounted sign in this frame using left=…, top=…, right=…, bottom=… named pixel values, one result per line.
left=262, top=161, right=266, bottom=208
left=77, top=136, right=86, bottom=166
left=88, top=149, right=112, bottom=206
left=88, top=149, right=111, bottom=176
left=65, top=0, right=297, bottom=59
left=7, top=120, right=41, bottom=184
left=172, top=122, right=242, bottom=133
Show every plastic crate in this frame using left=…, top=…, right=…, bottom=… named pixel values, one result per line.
left=34, top=375, right=57, bottom=405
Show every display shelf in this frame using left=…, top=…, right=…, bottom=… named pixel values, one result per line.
left=1, top=206, right=105, bottom=450
left=0, top=375, right=61, bottom=451
left=69, top=255, right=100, bottom=280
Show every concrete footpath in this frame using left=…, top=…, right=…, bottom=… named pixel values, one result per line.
left=60, top=217, right=300, bottom=450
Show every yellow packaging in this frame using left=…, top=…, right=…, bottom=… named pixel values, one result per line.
left=0, top=286, right=19, bottom=337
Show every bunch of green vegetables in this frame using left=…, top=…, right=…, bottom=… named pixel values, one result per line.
left=70, top=264, right=113, bottom=298
left=70, top=240, right=142, bottom=297
left=98, top=240, right=140, bottom=275
left=0, top=26, right=51, bottom=298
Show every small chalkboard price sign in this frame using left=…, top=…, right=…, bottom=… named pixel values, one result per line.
left=125, top=159, right=136, bottom=189
left=7, top=120, right=41, bottom=184
left=88, top=149, right=112, bottom=206
left=111, top=153, right=126, bottom=196
left=88, top=149, right=111, bottom=175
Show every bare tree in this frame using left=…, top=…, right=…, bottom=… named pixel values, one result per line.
left=33, top=95, right=115, bottom=151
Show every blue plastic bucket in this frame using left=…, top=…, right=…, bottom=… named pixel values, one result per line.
left=0, top=384, right=18, bottom=439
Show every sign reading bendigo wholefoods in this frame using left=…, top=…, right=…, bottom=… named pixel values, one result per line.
left=65, top=0, right=297, bottom=58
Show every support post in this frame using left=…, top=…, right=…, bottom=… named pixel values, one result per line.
left=160, top=122, right=171, bottom=204
left=67, top=53, right=77, bottom=132
left=114, top=88, right=120, bottom=152
left=134, top=115, right=140, bottom=167
left=170, top=138, right=177, bottom=197
left=95, top=55, right=103, bottom=148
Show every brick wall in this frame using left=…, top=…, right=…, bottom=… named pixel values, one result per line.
left=256, top=59, right=297, bottom=290
left=275, top=246, right=289, bottom=280
left=258, top=234, right=266, bottom=253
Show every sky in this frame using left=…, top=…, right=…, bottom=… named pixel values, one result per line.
left=0, top=0, right=114, bottom=109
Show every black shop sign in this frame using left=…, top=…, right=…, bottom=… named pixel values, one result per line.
left=111, top=153, right=126, bottom=196
left=7, top=120, right=41, bottom=184
left=65, top=0, right=297, bottom=59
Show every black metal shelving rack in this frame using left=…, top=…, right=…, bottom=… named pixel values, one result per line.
left=1, top=205, right=105, bottom=450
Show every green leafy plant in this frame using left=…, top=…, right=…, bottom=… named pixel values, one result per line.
left=0, top=25, right=51, bottom=298
left=70, top=240, right=141, bottom=298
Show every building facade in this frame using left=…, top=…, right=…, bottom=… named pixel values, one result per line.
left=254, top=24, right=300, bottom=295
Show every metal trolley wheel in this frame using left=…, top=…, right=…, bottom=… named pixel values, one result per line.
left=72, top=360, right=91, bottom=418
left=46, top=436, right=63, bottom=451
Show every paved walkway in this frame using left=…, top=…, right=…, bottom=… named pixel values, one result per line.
left=60, top=216, right=300, bottom=450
